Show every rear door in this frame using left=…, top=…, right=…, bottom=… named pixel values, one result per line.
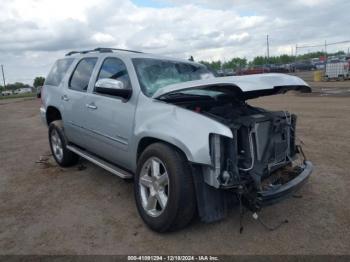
left=84, top=57, right=136, bottom=170
left=62, top=57, right=98, bottom=147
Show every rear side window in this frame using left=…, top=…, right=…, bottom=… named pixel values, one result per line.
left=69, top=58, right=98, bottom=92
left=45, top=58, right=74, bottom=86
left=96, top=58, right=131, bottom=90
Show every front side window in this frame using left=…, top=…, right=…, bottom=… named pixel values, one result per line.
left=69, top=58, right=98, bottom=92
left=132, top=58, right=214, bottom=96
left=45, top=58, right=74, bottom=86
left=96, top=57, right=131, bottom=90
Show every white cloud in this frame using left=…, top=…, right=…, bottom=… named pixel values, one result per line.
left=296, top=0, right=328, bottom=7
left=0, top=0, right=349, bottom=84
left=92, top=33, right=115, bottom=44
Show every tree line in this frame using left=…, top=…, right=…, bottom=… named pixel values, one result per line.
left=199, top=51, right=346, bottom=71
left=0, top=76, right=45, bottom=91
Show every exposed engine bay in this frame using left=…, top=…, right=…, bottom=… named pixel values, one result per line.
left=205, top=101, right=297, bottom=189
left=170, top=95, right=303, bottom=196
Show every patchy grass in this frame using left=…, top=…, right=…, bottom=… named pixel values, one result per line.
left=0, top=92, right=36, bottom=100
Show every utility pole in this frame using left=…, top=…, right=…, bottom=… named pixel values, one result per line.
left=1, top=65, right=6, bottom=89
left=324, top=40, right=327, bottom=61
left=266, top=35, right=270, bottom=63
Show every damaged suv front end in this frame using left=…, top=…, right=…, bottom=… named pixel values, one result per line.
left=205, top=106, right=313, bottom=209
left=150, top=72, right=313, bottom=221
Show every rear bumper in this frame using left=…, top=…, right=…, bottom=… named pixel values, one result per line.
left=258, top=161, right=313, bottom=206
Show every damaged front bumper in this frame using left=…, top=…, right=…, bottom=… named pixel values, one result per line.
left=193, top=161, right=313, bottom=223
left=257, top=161, right=313, bottom=206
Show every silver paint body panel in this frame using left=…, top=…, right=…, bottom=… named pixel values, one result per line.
left=41, top=51, right=310, bottom=174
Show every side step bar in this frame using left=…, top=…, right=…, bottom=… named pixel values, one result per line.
left=66, top=145, right=133, bottom=179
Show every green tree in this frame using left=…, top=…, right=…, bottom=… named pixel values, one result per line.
left=223, top=57, right=247, bottom=70
left=252, top=56, right=266, bottom=66
left=33, top=77, right=45, bottom=88
left=6, top=82, right=31, bottom=91
left=199, top=60, right=222, bottom=71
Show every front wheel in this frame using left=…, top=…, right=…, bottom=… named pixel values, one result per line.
left=134, top=143, right=196, bottom=232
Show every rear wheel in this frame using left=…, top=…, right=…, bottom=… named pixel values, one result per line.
left=49, top=120, right=79, bottom=167
left=134, top=143, right=196, bottom=232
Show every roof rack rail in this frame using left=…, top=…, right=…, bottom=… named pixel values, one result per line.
left=65, top=47, right=143, bottom=56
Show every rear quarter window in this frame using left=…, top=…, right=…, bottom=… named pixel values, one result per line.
left=45, top=58, right=74, bottom=86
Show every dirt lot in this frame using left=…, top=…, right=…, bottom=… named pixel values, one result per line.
left=0, top=90, right=349, bottom=255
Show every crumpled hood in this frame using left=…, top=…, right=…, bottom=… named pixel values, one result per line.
left=152, top=73, right=311, bottom=100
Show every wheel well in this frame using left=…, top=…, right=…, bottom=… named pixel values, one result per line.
left=137, top=137, right=188, bottom=162
left=46, top=106, right=62, bottom=125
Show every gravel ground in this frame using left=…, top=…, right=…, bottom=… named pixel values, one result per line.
left=0, top=92, right=349, bottom=255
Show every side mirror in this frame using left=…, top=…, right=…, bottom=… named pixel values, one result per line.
left=95, top=78, right=132, bottom=99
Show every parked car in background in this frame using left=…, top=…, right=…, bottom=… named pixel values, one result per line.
left=36, top=86, right=42, bottom=98
left=314, top=61, right=326, bottom=70
left=328, top=56, right=341, bottom=63
left=1, top=90, right=12, bottom=96
left=237, top=65, right=269, bottom=75
left=216, top=68, right=235, bottom=77
left=40, top=47, right=313, bottom=232
left=267, top=64, right=290, bottom=73
left=216, top=69, right=224, bottom=76
left=223, top=68, right=235, bottom=76
left=291, top=61, right=314, bottom=72
left=310, top=58, right=320, bottom=67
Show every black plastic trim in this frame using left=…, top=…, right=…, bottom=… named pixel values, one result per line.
left=258, top=161, right=313, bottom=205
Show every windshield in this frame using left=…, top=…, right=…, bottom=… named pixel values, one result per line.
left=132, top=58, right=215, bottom=97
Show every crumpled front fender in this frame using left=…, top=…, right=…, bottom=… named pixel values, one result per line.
left=133, top=95, right=232, bottom=166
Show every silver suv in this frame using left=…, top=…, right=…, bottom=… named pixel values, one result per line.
left=40, top=47, right=313, bottom=232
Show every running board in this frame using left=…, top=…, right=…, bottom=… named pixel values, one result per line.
left=66, top=145, right=133, bottom=179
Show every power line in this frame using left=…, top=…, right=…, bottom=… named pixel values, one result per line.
left=297, top=40, right=350, bottom=49
left=327, top=40, right=350, bottom=46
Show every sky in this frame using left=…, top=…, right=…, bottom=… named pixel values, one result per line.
left=0, top=0, right=349, bottom=85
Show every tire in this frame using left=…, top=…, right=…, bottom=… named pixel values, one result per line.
left=48, top=120, right=79, bottom=167
left=134, top=143, right=196, bottom=232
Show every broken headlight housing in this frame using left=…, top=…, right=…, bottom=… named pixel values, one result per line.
left=203, top=134, right=240, bottom=188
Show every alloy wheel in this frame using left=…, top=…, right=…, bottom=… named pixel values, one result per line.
left=139, top=157, right=169, bottom=217
left=51, top=129, right=63, bottom=161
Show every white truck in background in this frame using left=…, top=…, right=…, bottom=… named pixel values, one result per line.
left=13, top=87, right=32, bottom=95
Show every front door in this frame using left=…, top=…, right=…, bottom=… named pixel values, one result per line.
left=62, top=57, right=98, bottom=148
left=84, top=57, right=136, bottom=170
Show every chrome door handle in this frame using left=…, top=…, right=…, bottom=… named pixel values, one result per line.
left=61, top=95, right=69, bottom=101
left=86, top=103, right=97, bottom=110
